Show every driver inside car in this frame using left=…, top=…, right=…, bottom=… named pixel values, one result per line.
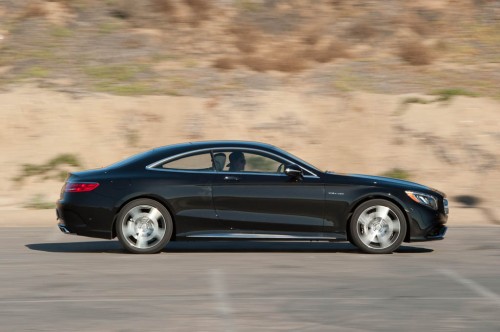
left=227, top=151, right=246, bottom=172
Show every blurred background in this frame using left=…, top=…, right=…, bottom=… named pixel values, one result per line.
left=0, top=0, right=499, bottom=225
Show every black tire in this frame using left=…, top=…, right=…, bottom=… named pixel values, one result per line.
left=116, top=198, right=173, bottom=254
left=349, top=199, right=407, bottom=254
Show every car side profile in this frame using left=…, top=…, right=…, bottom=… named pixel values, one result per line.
left=56, top=141, right=448, bottom=254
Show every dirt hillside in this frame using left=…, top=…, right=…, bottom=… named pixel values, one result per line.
left=0, top=86, right=498, bottom=225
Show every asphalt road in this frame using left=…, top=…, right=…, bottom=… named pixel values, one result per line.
left=1, top=226, right=499, bottom=332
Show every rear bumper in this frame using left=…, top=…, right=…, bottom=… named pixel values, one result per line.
left=56, top=200, right=114, bottom=239
left=57, top=222, right=72, bottom=234
left=56, top=208, right=72, bottom=234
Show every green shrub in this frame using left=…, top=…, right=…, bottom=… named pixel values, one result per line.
left=430, top=88, right=479, bottom=102
left=402, top=97, right=431, bottom=105
left=24, top=194, right=54, bottom=210
left=13, top=153, right=82, bottom=183
left=380, top=168, right=411, bottom=180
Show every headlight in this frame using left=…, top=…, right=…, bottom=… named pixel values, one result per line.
left=405, top=191, right=438, bottom=210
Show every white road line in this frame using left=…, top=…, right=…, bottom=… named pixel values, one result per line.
left=0, top=297, right=486, bottom=304
left=210, top=269, right=236, bottom=332
left=438, top=268, right=500, bottom=306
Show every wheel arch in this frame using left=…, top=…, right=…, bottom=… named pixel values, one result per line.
left=111, top=194, right=177, bottom=240
left=346, top=194, right=411, bottom=242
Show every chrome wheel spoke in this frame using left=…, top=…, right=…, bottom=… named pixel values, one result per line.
left=135, top=235, right=148, bottom=249
left=151, top=227, right=166, bottom=241
left=358, top=214, right=371, bottom=226
left=127, top=206, right=143, bottom=220
left=389, top=220, right=400, bottom=233
left=124, top=221, right=137, bottom=238
left=359, top=230, right=376, bottom=246
left=378, top=234, right=390, bottom=248
left=375, top=206, right=390, bottom=221
left=147, top=207, right=163, bottom=223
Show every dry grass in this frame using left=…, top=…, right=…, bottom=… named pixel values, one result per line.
left=301, top=28, right=323, bottom=46
left=235, top=38, right=257, bottom=53
left=230, top=24, right=262, bottom=53
left=122, top=37, right=144, bottom=49
left=213, top=57, right=236, bottom=70
left=409, top=17, right=434, bottom=36
left=273, top=54, right=308, bottom=72
left=225, top=18, right=350, bottom=73
left=240, top=48, right=309, bottom=73
left=152, top=0, right=187, bottom=24
left=240, top=56, right=274, bottom=72
left=185, top=0, right=211, bottom=24
left=4, top=0, right=494, bottom=94
left=20, top=2, right=46, bottom=19
left=149, top=0, right=212, bottom=26
left=305, top=40, right=350, bottom=63
left=399, top=40, right=434, bottom=65
left=348, top=21, right=377, bottom=40
left=109, top=0, right=136, bottom=20
left=153, top=0, right=177, bottom=16
left=185, top=0, right=211, bottom=13
left=222, top=22, right=350, bottom=72
left=302, top=34, right=320, bottom=46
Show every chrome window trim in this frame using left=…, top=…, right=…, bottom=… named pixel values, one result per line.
left=145, top=147, right=319, bottom=178
left=147, top=168, right=215, bottom=175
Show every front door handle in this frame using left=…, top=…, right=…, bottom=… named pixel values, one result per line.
left=224, top=176, right=240, bottom=182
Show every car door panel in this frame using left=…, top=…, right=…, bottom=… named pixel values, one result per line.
left=212, top=173, right=325, bottom=233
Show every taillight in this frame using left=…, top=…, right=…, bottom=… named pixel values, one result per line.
left=65, top=182, right=100, bottom=193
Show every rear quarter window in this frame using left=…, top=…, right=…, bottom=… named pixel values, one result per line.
left=158, top=152, right=214, bottom=171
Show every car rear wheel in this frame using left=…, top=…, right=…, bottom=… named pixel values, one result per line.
left=116, top=199, right=173, bottom=254
left=349, top=199, right=407, bottom=254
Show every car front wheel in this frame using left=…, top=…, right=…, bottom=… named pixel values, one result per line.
left=349, top=199, right=407, bottom=254
left=116, top=199, right=173, bottom=254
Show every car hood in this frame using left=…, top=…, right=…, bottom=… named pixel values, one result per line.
left=327, top=172, right=442, bottom=195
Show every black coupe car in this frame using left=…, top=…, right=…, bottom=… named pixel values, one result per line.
left=57, top=141, right=448, bottom=254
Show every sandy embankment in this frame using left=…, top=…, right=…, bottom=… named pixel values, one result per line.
left=0, top=86, right=499, bottom=227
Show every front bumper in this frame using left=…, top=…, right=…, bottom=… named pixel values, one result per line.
left=426, top=224, right=447, bottom=240
left=406, top=197, right=448, bottom=242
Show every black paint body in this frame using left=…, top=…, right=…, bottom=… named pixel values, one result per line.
left=56, top=141, right=448, bottom=242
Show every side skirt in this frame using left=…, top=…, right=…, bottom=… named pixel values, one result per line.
left=176, top=231, right=347, bottom=242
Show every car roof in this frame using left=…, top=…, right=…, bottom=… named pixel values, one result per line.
left=110, top=141, right=287, bottom=170
left=154, top=140, right=282, bottom=155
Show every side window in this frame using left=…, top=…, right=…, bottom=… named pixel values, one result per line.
left=245, top=153, right=282, bottom=173
left=159, top=153, right=213, bottom=171
left=215, top=151, right=284, bottom=174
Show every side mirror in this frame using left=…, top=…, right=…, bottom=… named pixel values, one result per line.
left=285, top=164, right=303, bottom=179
